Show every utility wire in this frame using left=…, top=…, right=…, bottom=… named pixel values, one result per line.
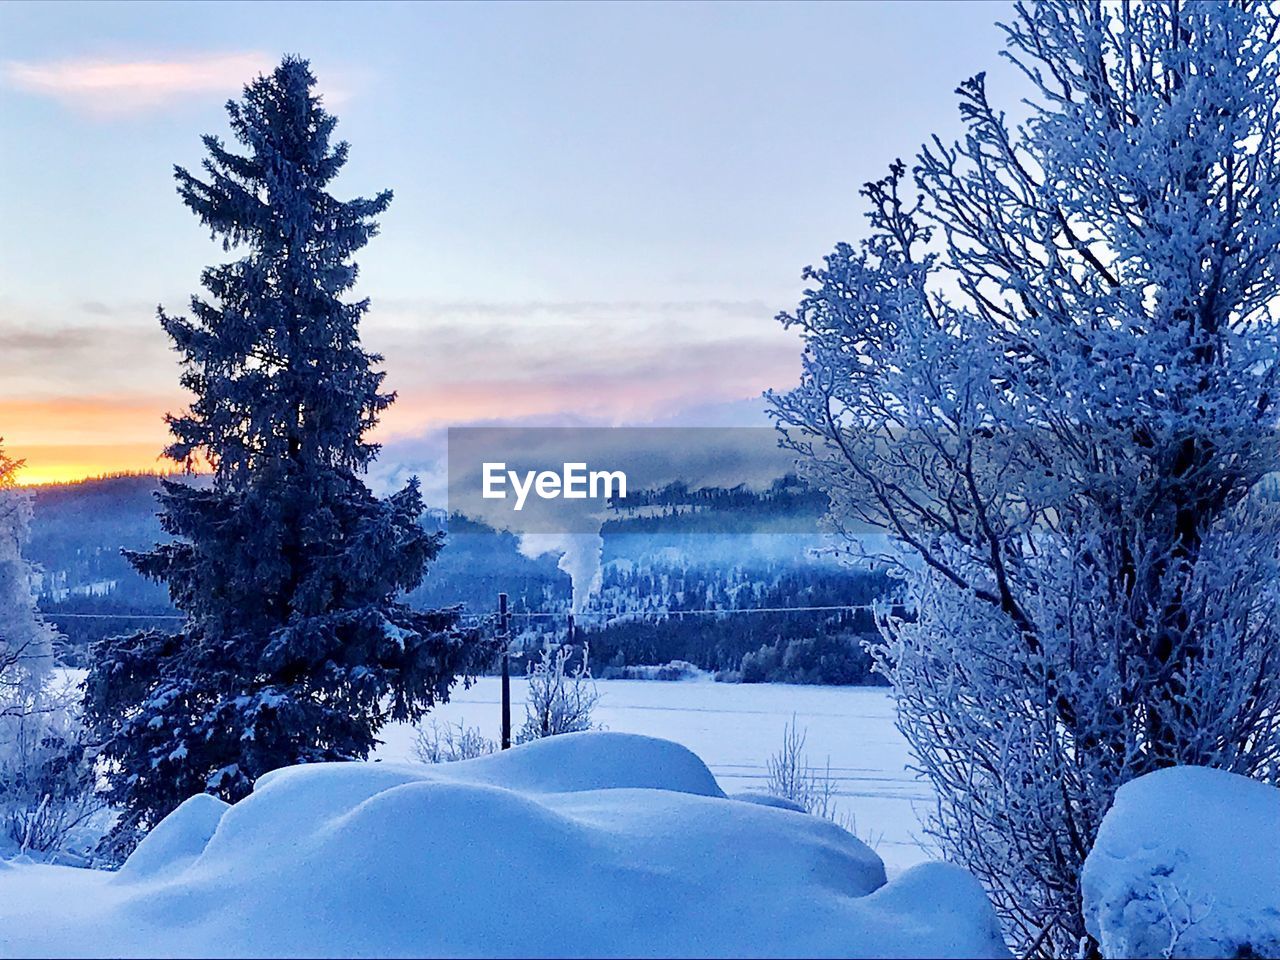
left=46, top=612, right=185, bottom=620
left=46, top=601, right=906, bottom=624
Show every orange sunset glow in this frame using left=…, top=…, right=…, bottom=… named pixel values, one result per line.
left=3, top=396, right=173, bottom=485
left=11, top=445, right=168, bottom=486
left=8, top=340, right=799, bottom=485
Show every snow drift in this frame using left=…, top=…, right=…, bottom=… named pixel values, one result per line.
left=1082, top=765, right=1280, bottom=959
left=0, top=732, right=1008, bottom=958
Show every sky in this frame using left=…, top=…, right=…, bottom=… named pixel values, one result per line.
left=0, top=0, right=1009, bottom=484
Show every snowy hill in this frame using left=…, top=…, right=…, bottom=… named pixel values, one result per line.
left=0, top=732, right=1008, bottom=958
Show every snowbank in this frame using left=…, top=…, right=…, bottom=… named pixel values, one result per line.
left=116, top=793, right=230, bottom=881
left=1082, top=765, right=1280, bottom=959
left=0, top=731, right=1008, bottom=958
left=732, top=790, right=808, bottom=813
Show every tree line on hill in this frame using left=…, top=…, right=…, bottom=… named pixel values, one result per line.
left=28, top=476, right=895, bottom=686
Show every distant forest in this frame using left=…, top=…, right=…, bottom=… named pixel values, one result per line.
left=28, top=474, right=896, bottom=684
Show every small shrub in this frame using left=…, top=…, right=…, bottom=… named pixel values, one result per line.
left=516, top=642, right=599, bottom=743
left=766, top=714, right=832, bottom=815
left=412, top=719, right=496, bottom=763
left=765, top=715, right=879, bottom=847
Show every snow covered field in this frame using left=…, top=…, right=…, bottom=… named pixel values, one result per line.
left=376, top=678, right=932, bottom=873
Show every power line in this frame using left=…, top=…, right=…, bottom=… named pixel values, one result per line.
left=502, top=602, right=904, bottom=620
left=44, top=601, right=907, bottom=624
left=44, top=612, right=185, bottom=620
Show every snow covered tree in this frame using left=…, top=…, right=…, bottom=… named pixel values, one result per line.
left=83, top=58, right=492, bottom=849
left=0, top=441, right=97, bottom=862
left=0, top=441, right=55, bottom=712
left=769, top=3, right=1280, bottom=953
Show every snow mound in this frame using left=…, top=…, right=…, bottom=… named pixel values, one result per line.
left=0, top=732, right=1009, bottom=958
left=731, top=790, right=808, bottom=813
left=117, top=793, right=230, bottom=881
left=1082, top=766, right=1280, bottom=959
left=383, top=728, right=728, bottom=797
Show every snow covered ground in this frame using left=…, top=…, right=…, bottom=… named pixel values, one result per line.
left=47, top=672, right=931, bottom=870
left=0, top=732, right=1003, bottom=959
left=1082, top=766, right=1280, bottom=958
left=376, top=678, right=933, bottom=873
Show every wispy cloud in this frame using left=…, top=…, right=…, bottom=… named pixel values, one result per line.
left=0, top=300, right=174, bottom=398
left=1, top=295, right=800, bottom=482
left=3, top=52, right=274, bottom=116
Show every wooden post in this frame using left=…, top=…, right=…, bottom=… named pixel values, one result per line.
left=499, top=592, right=511, bottom=750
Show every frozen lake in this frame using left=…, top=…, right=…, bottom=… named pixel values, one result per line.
left=377, top=678, right=934, bottom=873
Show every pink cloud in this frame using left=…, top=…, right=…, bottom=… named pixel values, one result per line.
left=3, top=52, right=276, bottom=116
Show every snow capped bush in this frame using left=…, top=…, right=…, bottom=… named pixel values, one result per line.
left=0, top=481, right=56, bottom=710
left=115, top=793, right=227, bottom=882
left=1082, top=766, right=1280, bottom=959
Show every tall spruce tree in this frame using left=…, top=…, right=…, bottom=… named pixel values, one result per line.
left=84, top=58, right=491, bottom=846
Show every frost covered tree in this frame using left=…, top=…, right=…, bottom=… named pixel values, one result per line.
left=0, top=441, right=97, bottom=861
left=769, top=3, right=1280, bottom=953
left=0, top=441, right=54, bottom=712
left=84, top=58, right=492, bottom=848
